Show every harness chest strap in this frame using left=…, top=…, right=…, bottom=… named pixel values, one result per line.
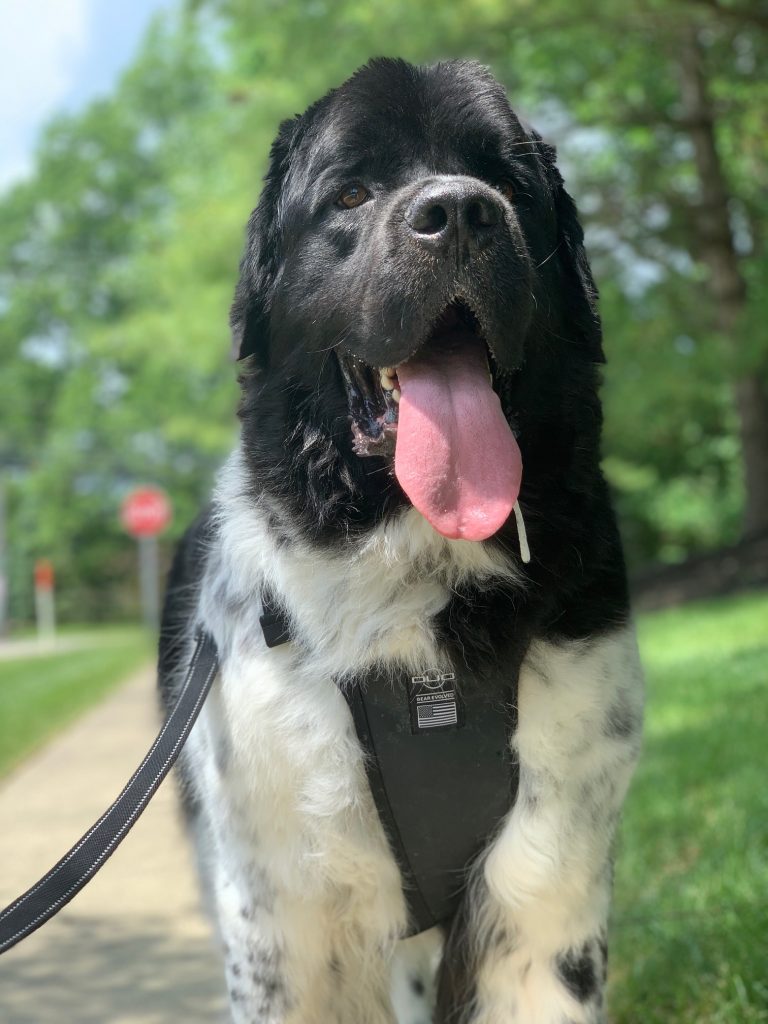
left=259, top=592, right=519, bottom=936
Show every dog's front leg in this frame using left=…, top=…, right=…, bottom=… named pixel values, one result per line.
left=208, top=830, right=291, bottom=1024
left=208, top=804, right=406, bottom=1024
left=436, top=625, right=644, bottom=1024
left=196, top=653, right=406, bottom=1024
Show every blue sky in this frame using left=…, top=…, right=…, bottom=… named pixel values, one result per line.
left=0, top=0, right=173, bottom=191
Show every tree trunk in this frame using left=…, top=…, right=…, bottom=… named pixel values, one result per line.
left=678, top=27, right=768, bottom=537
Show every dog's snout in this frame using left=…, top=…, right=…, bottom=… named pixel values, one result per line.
left=405, top=179, right=504, bottom=253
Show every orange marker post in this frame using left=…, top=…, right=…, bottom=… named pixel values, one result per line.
left=34, top=558, right=56, bottom=646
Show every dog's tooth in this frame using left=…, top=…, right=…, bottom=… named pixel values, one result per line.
left=392, top=389, right=401, bottom=404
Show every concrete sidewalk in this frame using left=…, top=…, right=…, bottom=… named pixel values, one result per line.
left=0, top=666, right=227, bottom=1023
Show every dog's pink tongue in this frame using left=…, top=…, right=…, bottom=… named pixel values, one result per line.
left=395, top=336, right=522, bottom=541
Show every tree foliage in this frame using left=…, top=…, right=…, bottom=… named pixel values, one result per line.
left=1, top=0, right=766, bottom=620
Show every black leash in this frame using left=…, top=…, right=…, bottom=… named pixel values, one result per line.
left=0, top=631, right=219, bottom=955
left=2, top=595, right=516, bottom=951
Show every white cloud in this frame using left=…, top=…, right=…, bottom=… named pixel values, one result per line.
left=0, top=0, right=90, bottom=188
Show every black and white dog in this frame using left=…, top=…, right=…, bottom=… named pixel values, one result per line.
left=159, top=58, right=643, bottom=1024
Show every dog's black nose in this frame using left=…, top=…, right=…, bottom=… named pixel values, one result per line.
left=405, top=178, right=504, bottom=253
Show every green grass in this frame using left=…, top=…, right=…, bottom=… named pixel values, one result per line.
left=0, top=626, right=152, bottom=776
left=610, top=591, right=768, bottom=1023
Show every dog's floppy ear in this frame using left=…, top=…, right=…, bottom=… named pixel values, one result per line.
left=534, top=133, right=605, bottom=364
left=230, top=115, right=303, bottom=364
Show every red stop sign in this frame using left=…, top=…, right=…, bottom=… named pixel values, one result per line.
left=34, top=558, right=55, bottom=591
left=121, top=487, right=172, bottom=538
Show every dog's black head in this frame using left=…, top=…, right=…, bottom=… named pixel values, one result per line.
left=233, top=58, right=604, bottom=547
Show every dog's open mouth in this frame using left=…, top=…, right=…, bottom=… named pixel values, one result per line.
left=337, top=299, right=524, bottom=543
left=337, top=354, right=402, bottom=461
left=338, top=300, right=495, bottom=459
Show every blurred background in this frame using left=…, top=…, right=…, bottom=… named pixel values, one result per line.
left=1, top=0, right=768, bottom=628
left=0, top=2, right=766, bottom=1022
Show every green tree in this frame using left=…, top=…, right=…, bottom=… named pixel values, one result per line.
left=1, top=0, right=765, bottom=621
left=0, top=14, right=237, bottom=619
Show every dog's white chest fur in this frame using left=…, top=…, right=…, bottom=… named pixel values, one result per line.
left=202, top=451, right=522, bottom=677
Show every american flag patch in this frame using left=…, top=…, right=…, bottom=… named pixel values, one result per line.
left=408, top=670, right=461, bottom=733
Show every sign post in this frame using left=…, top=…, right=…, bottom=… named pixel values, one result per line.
left=120, top=487, right=172, bottom=633
left=34, top=558, right=56, bottom=645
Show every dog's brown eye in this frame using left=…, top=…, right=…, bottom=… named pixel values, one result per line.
left=496, top=180, right=515, bottom=202
left=337, top=184, right=369, bottom=209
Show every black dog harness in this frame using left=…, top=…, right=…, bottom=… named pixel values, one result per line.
left=0, top=598, right=517, bottom=953
left=261, top=591, right=518, bottom=934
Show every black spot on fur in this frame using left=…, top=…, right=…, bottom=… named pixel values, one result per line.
left=215, top=732, right=232, bottom=774
left=249, top=867, right=276, bottom=914
left=556, top=942, right=598, bottom=1002
left=604, top=700, right=638, bottom=739
left=598, top=936, right=609, bottom=982
left=410, top=976, right=425, bottom=996
left=252, top=972, right=284, bottom=1000
left=489, top=923, right=515, bottom=958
